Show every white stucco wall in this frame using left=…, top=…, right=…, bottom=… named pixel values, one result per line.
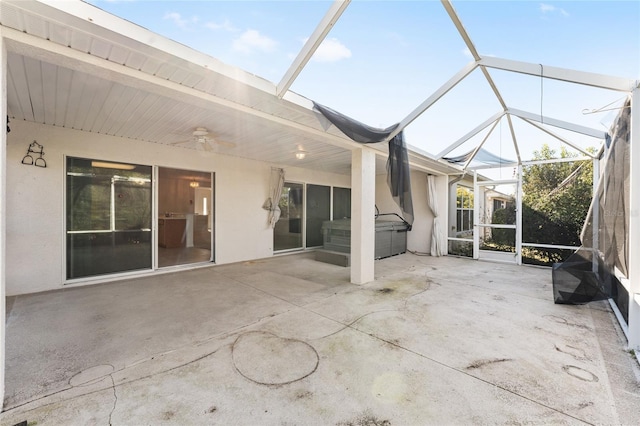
left=6, top=121, right=349, bottom=295
left=375, top=170, right=446, bottom=254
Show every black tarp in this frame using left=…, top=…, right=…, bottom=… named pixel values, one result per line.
left=313, top=102, right=413, bottom=226
left=443, top=148, right=514, bottom=168
left=552, top=99, right=630, bottom=315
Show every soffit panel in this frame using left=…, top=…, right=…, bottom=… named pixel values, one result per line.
left=5, top=51, right=359, bottom=175
left=7, top=54, right=33, bottom=121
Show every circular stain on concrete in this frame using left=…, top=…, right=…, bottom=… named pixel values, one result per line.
left=69, top=364, right=114, bottom=386
left=232, top=331, right=319, bottom=386
left=562, top=365, right=599, bottom=382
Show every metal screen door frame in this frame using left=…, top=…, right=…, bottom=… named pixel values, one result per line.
left=473, top=170, right=522, bottom=265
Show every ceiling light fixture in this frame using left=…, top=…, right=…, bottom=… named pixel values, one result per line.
left=190, top=181, right=199, bottom=188
left=295, top=150, right=307, bottom=160
left=194, top=128, right=209, bottom=146
left=91, top=161, right=136, bottom=170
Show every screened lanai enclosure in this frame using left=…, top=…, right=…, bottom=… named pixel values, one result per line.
left=0, top=0, right=639, bottom=410
left=443, top=103, right=633, bottom=328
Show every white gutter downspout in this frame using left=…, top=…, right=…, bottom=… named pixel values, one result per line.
left=628, top=85, right=640, bottom=351
left=0, top=33, right=8, bottom=410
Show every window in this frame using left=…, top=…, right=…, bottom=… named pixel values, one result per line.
left=456, top=186, right=474, bottom=237
left=66, top=157, right=152, bottom=279
left=333, top=187, right=351, bottom=219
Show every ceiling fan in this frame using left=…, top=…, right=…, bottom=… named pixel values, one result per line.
left=170, top=127, right=236, bottom=151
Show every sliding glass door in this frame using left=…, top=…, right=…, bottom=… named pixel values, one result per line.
left=66, top=158, right=152, bottom=279
left=274, top=183, right=351, bottom=252
left=66, top=158, right=217, bottom=280
left=158, top=167, right=213, bottom=267
left=306, top=184, right=331, bottom=247
left=274, top=182, right=304, bottom=251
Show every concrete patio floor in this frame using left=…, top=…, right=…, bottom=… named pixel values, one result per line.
left=2, top=252, right=639, bottom=425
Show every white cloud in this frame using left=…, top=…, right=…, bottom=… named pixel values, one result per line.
left=163, top=12, right=198, bottom=30
left=462, top=47, right=473, bottom=58
left=205, top=18, right=238, bottom=33
left=233, top=29, right=277, bottom=54
left=540, top=3, right=569, bottom=17
left=540, top=3, right=555, bottom=13
left=310, top=38, right=351, bottom=63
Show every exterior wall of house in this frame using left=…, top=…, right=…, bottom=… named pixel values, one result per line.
left=6, top=120, right=349, bottom=296
left=375, top=171, right=447, bottom=255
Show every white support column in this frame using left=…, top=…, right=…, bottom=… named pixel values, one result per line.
left=436, top=174, right=449, bottom=255
left=0, top=35, right=7, bottom=409
left=516, top=165, right=523, bottom=265
left=628, top=86, right=640, bottom=350
left=592, top=158, right=600, bottom=275
left=473, top=171, right=479, bottom=259
left=351, top=147, right=376, bottom=284
left=447, top=179, right=458, bottom=244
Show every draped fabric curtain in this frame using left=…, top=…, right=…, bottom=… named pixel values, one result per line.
left=580, top=98, right=630, bottom=277
left=387, top=133, right=414, bottom=226
left=552, top=98, right=630, bottom=305
left=262, top=168, right=285, bottom=228
left=312, top=101, right=414, bottom=226
left=427, top=174, right=444, bottom=256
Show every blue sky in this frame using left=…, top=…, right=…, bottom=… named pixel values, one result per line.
left=86, top=0, right=639, bottom=162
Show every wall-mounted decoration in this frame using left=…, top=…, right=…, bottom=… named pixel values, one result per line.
left=21, top=140, right=46, bottom=168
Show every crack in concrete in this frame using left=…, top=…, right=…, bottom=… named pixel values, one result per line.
left=3, top=286, right=313, bottom=413
left=2, top=347, right=222, bottom=417
left=108, top=374, right=117, bottom=426
left=310, top=276, right=433, bottom=341
left=303, top=296, right=597, bottom=426
left=357, top=328, right=596, bottom=426
left=311, top=309, right=399, bottom=341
